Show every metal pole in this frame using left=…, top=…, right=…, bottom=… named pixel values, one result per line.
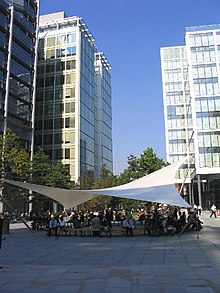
left=0, top=193, right=33, bottom=233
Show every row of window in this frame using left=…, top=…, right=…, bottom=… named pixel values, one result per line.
left=195, top=97, right=220, bottom=112
left=36, top=72, right=75, bottom=88
left=41, top=147, right=75, bottom=160
left=35, top=131, right=75, bottom=145
left=36, top=87, right=75, bottom=102
left=192, top=64, right=217, bottom=79
left=197, top=115, right=220, bottom=130
left=37, top=60, right=76, bottom=74
left=190, top=47, right=216, bottom=63
left=199, top=152, right=220, bottom=168
left=162, top=47, right=186, bottom=60
left=167, top=105, right=191, bottom=116
left=165, top=81, right=190, bottom=92
left=35, top=117, right=75, bottom=131
left=165, top=91, right=191, bottom=105
left=189, top=33, right=214, bottom=47
left=193, top=79, right=219, bottom=96
left=198, top=132, right=220, bottom=148
left=36, top=102, right=75, bottom=116
left=162, top=59, right=188, bottom=70
left=38, top=46, right=76, bottom=60
left=38, top=33, right=76, bottom=49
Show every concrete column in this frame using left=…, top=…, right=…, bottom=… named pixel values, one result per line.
left=197, top=174, right=202, bottom=207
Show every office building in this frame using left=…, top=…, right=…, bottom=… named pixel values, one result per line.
left=161, top=24, right=220, bottom=208
left=35, top=12, right=113, bottom=183
left=0, top=0, right=39, bottom=150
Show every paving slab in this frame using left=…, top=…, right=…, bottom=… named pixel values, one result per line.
left=1, top=211, right=220, bottom=292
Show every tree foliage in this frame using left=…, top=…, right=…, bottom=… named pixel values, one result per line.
left=0, top=128, right=30, bottom=181
left=117, top=147, right=167, bottom=185
left=0, top=129, right=71, bottom=211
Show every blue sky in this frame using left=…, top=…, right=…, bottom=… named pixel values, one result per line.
left=40, top=0, right=220, bottom=174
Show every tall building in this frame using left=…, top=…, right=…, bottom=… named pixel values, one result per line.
left=0, top=0, right=39, bottom=150
left=35, top=12, right=113, bottom=183
left=161, top=24, right=220, bottom=209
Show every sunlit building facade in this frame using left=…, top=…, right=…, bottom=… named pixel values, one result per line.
left=161, top=24, right=220, bottom=208
left=35, top=12, right=112, bottom=182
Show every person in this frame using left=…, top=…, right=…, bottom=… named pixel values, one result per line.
left=48, top=215, right=58, bottom=237
left=178, top=211, right=186, bottom=229
left=72, top=214, right=82, bottom=228
left=0, top=213, right=3, bottom=269
left=122, top=214, right=135, bottom=237
left=91, top=215, right=101, bottom=229
left=187, top=212, right=203, bottom=231
left=197, top=205, right=202, bottom=215
left=210, top=204, right=217, bottom=218
left=58, top=215, right=66, bottom=236
left=100, top=216, right=112, bottom=237
left=144, top=214, right=152, bottom=235
left=166, top=215, right=175, bottom=235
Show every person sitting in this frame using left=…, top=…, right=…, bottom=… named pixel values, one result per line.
left=187, top=212, right=203, bottom=231
left=91, top=215, right=101, bottom=229
left=100, top=217, right=112, bottom=237
left=166, top=216, right=174, bottom=235
left=48, top=215, right=58, bottom=237
left=178, top=211, right=186, bottom=229
left=72, top=214, right=82, bottom=228
left=144, top=214, right=153, bottom=235
left=122, top=214, right=135, bottom=237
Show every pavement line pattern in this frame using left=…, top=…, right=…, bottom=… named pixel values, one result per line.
left=0, top=211, right=220, bottom=293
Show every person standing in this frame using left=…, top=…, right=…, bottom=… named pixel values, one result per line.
left=0, top=213, right=4, bottom=269
left=210, top=204, right=217, bottom=218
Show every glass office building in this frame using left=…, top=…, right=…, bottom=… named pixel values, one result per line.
left=161, top=24, right=220, bottom=208
left=35, top=12, right=113, bottom=182
left=0, top=0, right=39, bottom=150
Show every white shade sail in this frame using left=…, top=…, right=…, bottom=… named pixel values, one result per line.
left=0, top=158, right=191, bottom=209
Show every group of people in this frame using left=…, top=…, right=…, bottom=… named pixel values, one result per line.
left=142, top=206, right=204, bottom=236
left=29, top=202, right=220, bottom=238
left=44, top=208, right=138, bottom=238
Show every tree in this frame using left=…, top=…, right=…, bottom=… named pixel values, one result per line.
left=77, top=165, right=117, bottom=211
left=45, top=162, right=70, bottom=189
left=118, top=147, right=167, bottom=184
left=30, top=148, right=51, bottom=185
left=0, top=128, right=30, bottom=181
left=0, top=130, right=71, bottom=214
left=92, top=164, right=118, bottom=189
left=138, top=147, right=167, bottom=178
left=116, top=147, right=167, bottom=210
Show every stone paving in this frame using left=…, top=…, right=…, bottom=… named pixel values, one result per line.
left=0, top=211, right=220, bottom=292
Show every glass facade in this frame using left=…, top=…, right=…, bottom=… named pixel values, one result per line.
left=161, top=24, right=220, bottom=208
left=161, top=46, right=194, bottom=180
left=187, top=29, right=220, bottom=170
left=0, top=0, right=38, bottom=147
left=94, top=52, right=112, bottom=178
left=35, top=13, right=113, bottom=182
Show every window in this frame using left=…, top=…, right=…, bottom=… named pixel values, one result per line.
left=47, top=37, right=55, bottom=47
left=65, top=148, right=70, bottom=159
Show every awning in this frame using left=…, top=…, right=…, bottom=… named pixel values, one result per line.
left=0, top=158, right=191, bottom=209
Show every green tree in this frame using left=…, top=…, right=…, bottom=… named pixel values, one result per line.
left=45, top=162, right=70, bottom=189
left=118, top=147, right=167, bottom=184
left=138, top=147, right=167, bottom=178
left=0, top=128, right=30, bottom=181
left=92, top=164, right=118, bottom=189
left=30, top=148, right=51, bottom=185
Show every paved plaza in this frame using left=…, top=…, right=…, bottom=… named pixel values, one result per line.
left=0, top=211, right=220, bottom=292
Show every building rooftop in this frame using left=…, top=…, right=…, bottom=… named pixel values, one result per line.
left=186, top=24, right=220, bottom=33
